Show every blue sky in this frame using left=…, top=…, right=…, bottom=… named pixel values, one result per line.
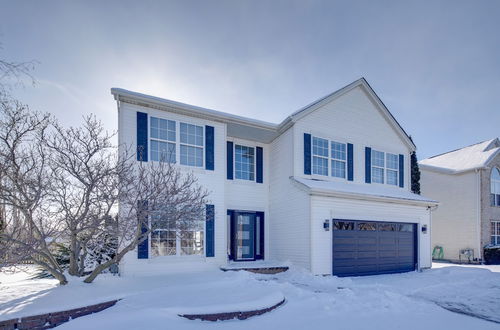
left=1, top=0, right=499, bottom=159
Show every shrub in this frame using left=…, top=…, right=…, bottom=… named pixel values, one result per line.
left=483, top=246, right=500, bottom=265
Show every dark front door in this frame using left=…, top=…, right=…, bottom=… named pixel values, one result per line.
left=332, top=220, right=417, bottom=277
left=228, top=210, right=264, bottom=261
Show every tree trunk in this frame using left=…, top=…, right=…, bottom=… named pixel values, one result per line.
left=68, top=234, right=79, bottom=276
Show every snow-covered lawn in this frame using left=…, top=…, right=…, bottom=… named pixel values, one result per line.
left=1, top=263, right=499, bottom=329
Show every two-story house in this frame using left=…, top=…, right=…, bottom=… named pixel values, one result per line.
left=112, top=78, right=437, bottom=277
left=420, top=138, right=500, bottom=262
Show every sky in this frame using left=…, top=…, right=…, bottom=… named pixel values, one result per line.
left=0, top=0, right=499, bottom=159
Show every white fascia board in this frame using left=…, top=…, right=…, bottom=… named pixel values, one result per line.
left=419, top=163, right=488, bottom=175
left=111, top=88, right=279, bottom=131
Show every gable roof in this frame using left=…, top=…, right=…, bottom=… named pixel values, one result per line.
left=111, top=78, right=415, bottom=148
left=419, top=138, right=500, bottom=174
left=285, top=78, right=416, bottom=150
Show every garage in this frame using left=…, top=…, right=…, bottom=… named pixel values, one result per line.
left=332, top=220, right=417, bottom=277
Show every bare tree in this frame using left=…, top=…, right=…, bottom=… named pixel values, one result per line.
left=45, top=115, right=120, bottom=276
left=0, top=99, right=68, bottom=284
left=83, top=156, right=210, bottom=283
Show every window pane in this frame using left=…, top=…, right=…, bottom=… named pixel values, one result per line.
left=372, top=150, right=385, bottom=167
left=235, top=145, right=255, bottom=180
left=372, top=167, right=384, bottom=183
left=151, top=117, right=175, bottom=142
left=313, top=156, right=328, bottom=176
left=386, top=153, right=398, bottom=170
left=180, top=123, right=203, bottom=146
left=180, top=145, right=203, bottom=167
left=331, top=142, right=346, bottom=160
left=358, top=222, right=377, bottom=230
left=379, top=223, right=396, bottom=231
left=398, top=224, right=413, bottom=232
left=312, top=137, right=328, bottom=157
left=387, top=169, right=398, bottom=186
left=331, top=160, right=346, bottom=178
left=333, top=221, right=354, bottom=230
left=151, top=140, right=175, bottom=163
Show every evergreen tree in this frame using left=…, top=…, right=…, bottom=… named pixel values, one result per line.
left=410, top=151, right=421, bottom=194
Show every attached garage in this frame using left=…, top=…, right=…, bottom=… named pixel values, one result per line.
left=332, top=220, right=417, bottom=277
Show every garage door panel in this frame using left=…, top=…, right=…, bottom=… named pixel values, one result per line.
left=333, top=220, right=417, bottom=277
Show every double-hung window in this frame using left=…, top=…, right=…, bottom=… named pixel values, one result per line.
left=312, top=136, right=346, bottom=178
left=149, top=117, right=204, bottom=167
left=235, top=145, right=255, bottom=181
left=151, top=212, right=204, bottom=257
left=491, top=221, right=500, bottom=246
left=312, top=137, right=329, bottom=176
left=180, top=123, right=204, bottom=167
left=491, top=168, right=500, bottom=207
left=371, top=149, right=399, bottom=186
left=331, top=141, right=346, bottom=178
left=150, top=117, right=176, bottom=163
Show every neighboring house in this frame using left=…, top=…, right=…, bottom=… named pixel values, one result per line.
left=420, top=138, right=500, bottom=262
left=112, top=78, right=437, bottom=277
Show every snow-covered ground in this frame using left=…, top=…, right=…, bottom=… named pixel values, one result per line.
left=1, top=263, right=499, bottom=329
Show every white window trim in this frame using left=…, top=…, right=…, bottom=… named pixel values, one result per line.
left=148, top=116, right=205, bottom=168
left=371, top=149, right=399, bottom=186
left=234, top=144, right=256, bottom=182
left=491, top=220, right=500, bottom=246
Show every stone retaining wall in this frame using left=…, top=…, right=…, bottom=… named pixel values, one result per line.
left=0, top=300, right=119, bottom=330
left=180, top=298, right=285, bottom=321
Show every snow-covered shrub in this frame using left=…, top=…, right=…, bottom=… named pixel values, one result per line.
left=483, top=246, right=500, bottom=264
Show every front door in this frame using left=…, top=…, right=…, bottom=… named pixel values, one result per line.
left=228, top=210, right=264, bottom=261
left=235, top=213, right=255, bottom=260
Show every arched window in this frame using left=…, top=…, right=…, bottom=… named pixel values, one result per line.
left=491, top=168, right=500, bottom=206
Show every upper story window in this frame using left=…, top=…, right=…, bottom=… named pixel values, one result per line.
left=235, top=144, right=255, bottom=181
left=312, top=136, right=346, bottom=178
left=150, top=117, right=176, bottom=163
left=491, top=168, right=500, bottom=207
left=180, top=123, right=204, bottom=167
left=312, top=137, right=329, bottom=176
left=331, top=141, right=346, bottom=178
left=371, top=149, right=399, bottom=186
left=149, top=117, right=204, bottom=167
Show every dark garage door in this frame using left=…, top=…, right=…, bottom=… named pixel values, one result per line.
left=332, top=220, right=417, bottom=277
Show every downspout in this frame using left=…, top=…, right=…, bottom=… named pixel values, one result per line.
left=475, top=169, right=482, bottom=262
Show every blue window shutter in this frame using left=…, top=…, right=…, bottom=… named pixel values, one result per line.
left=206, top=204, right=215, bottom=257
left=137, top=200, right=149, bottom=259
left=227, top=141, right=233, bottom=180
left=304, top=133, right=312, bottom=175
left=205, top=125, right=214, bottom=171
left=399, top=154, right=404, bottom=188
left=136, top=112, right=148, bottom=162
left=365, top=147, right=372, bottom=183
left=347, top=143, right=354, bottom=181
left=256, top=146, right=263, bottom=183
